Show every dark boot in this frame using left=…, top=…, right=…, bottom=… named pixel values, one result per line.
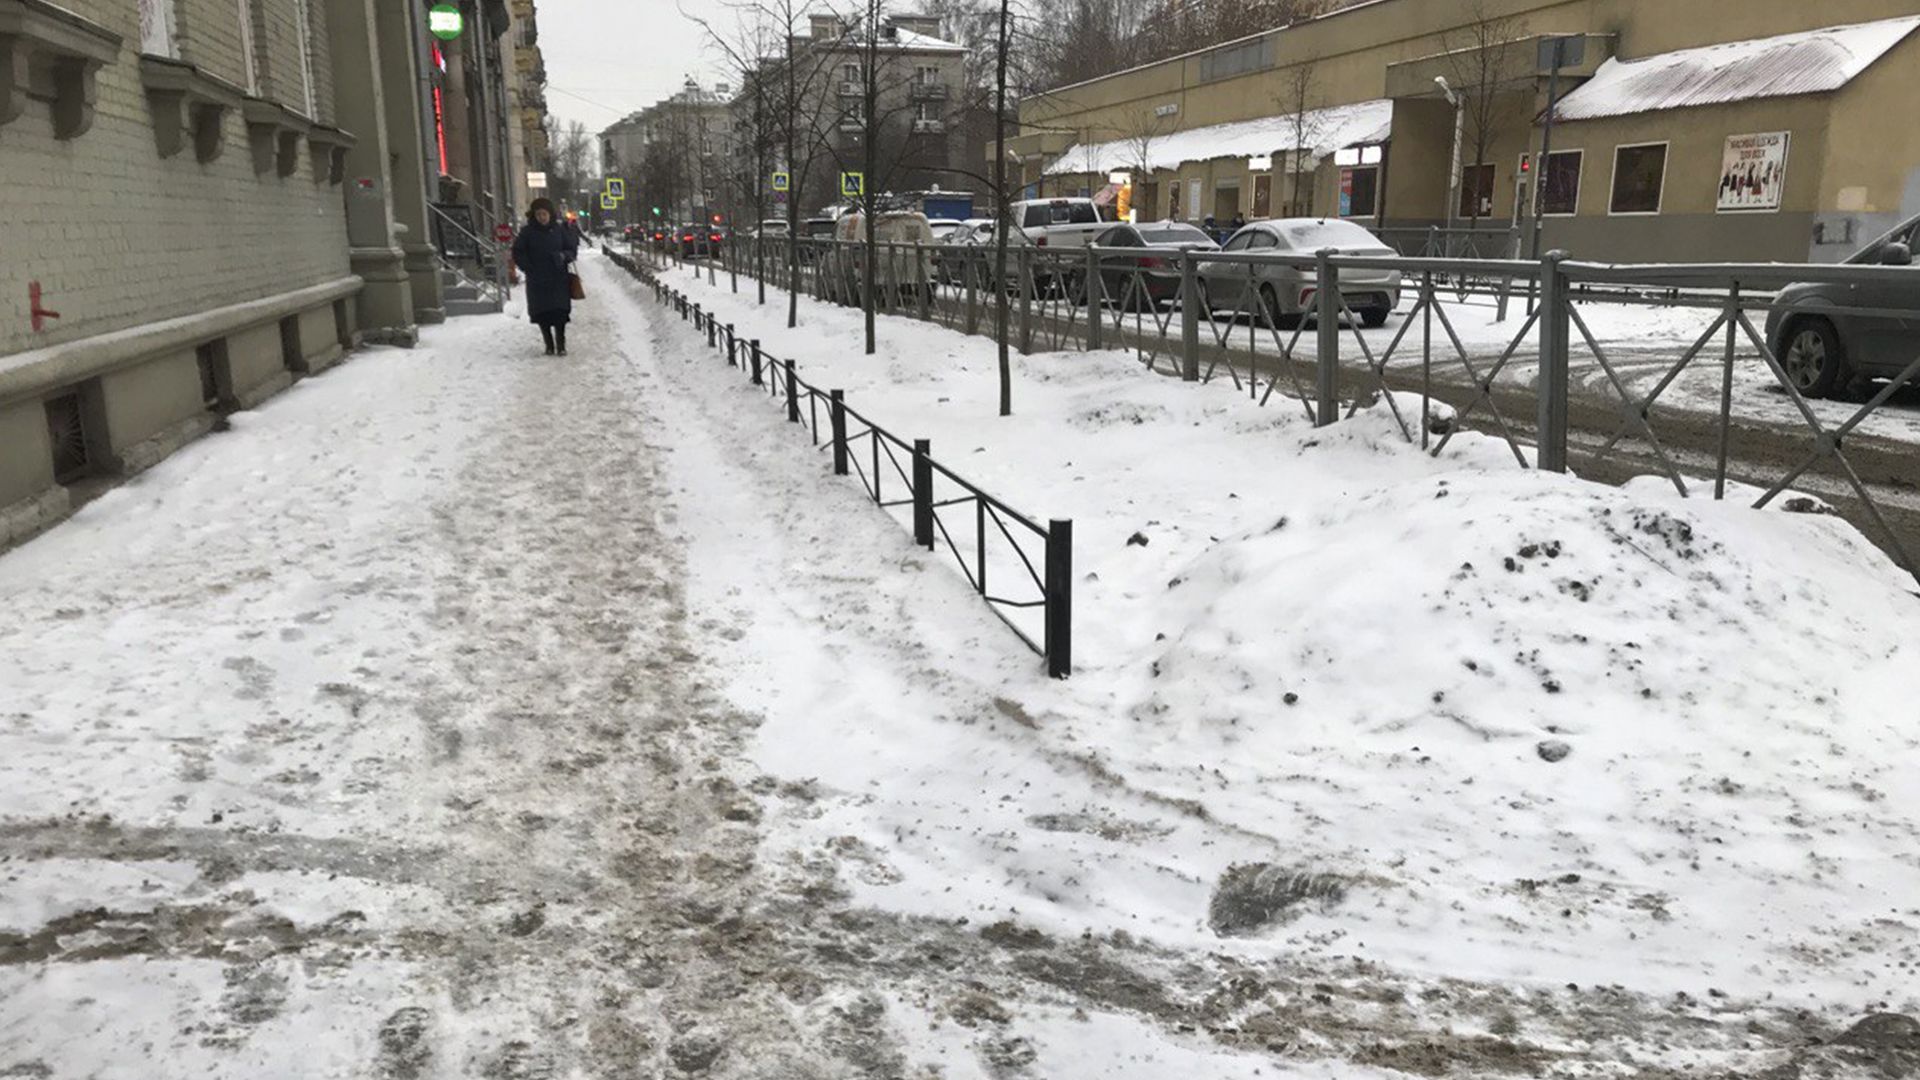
left=555, top=326, right=567, bottom=356
left=540, top=325, right=555, bottom=355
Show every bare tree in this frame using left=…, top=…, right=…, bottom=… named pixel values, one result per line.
left=1438, top=0, right=1529, bottom=231
left=991, top=0, right=1012, bottom=415
left=1276, top=59, right=1321, bottom=217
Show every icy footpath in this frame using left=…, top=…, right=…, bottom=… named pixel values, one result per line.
left=659, top=259, right=1920, bottom=1018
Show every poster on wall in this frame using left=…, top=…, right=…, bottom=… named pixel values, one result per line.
left=1717, top=131, right=1789, bottom=212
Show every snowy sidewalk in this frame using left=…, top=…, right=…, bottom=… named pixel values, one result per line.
left=4, top=255, right=1917, bottom=1079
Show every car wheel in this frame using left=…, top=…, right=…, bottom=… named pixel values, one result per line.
left=1360, top=305, right=1390, bottom=329
left=1261, top=284, right=1300, bottom=331
left=1780, top=317, right=1848, bottom=399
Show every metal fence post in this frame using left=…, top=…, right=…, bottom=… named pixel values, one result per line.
left=1085, top=245, right=1102, bottom=351
left=785, top=359, right=800, bottom=422
left=912, top=439, right=933, bottom=548
left=1045, top=518, right=1073, bottom=679
left=750, top=339, right=764, bottom=386
left=1017, top=245, right=1034, bottom=354
left=1179, top=251, right=1201, bottom=381
left=964, top=249, right=980, bottom=335
left=1537, top=251, right=1571, bottom=473
left=706, top=311, right=717, bottom=349
left=916, top=242, right=931, bottom=321
left=1315, top=249, right=1340, bottom=427
left=830, top=389, right=848, bottom=476
left=725, top=323, right=737, bottom=365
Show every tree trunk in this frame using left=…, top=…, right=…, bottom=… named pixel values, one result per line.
left=993, top=0, right=1012, bottom=417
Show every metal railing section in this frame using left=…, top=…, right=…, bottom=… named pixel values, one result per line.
left=605, top=244, right=1075, bottom=677
left=692, top=234, right=1920, bottom=580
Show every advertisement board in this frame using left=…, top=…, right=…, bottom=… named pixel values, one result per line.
left=1717, top=132, right=1789, bottom=213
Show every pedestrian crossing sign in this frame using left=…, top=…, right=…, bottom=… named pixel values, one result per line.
left=605, top=178, right=626, bottom=200
left=772, top=170, right=790, bottom=192
left=600, top=193, right=616, bottom=210
left=840, top=172, right=864, bottom=198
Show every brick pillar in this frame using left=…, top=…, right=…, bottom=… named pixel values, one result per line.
left=325, top=0, right=417, bottom=345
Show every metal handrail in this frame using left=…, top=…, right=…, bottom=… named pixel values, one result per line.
left=428, top=202, right=511, bottom=303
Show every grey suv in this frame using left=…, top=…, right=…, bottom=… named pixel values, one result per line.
left=1766, top=212, right=1920, bottom=398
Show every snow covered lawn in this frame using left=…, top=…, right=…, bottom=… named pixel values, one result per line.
left=661, top=257, right=1920, bottom=1016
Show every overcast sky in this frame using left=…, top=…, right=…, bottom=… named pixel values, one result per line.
left=538, top=0, right=733, bottom=142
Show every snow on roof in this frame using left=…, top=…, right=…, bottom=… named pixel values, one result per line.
left=1043, top=99, right=1392, bottom=178
left=1552, top=16, right=1920, bottom=122
left=888, top=27, right=965, bottom=53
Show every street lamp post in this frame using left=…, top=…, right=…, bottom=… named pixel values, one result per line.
left=1434, top=76, right=1463, bottom=251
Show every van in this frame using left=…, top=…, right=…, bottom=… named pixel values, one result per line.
left=831, top=211, right=937, bottom=304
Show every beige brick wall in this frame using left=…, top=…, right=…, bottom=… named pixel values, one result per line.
left=0, top=0, right=351, bottom=358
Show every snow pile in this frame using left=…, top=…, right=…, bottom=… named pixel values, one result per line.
left=1553, top=15, right=1920, bottom=121
left=1044, top=99, right=1393, bottom=178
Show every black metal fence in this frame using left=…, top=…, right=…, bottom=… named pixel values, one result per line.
left=604, top=246, right=1075, bottom=678
left=649, top=231, right=1920, bottom=581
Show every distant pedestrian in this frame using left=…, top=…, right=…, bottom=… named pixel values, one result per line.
left=1230, top=211, right=1246, bottom=233
left=511, top=197, right=579, bottom=355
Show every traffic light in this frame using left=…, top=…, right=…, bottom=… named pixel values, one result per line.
left=651, top=205, right=662, bottom=217
left=1520, top=153, right=1532, bottom=174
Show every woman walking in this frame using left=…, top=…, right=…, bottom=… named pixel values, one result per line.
left=511, top=197, right=579, bottom=355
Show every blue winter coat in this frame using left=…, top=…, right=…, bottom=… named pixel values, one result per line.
left=512, top=219, right=579, bottom=322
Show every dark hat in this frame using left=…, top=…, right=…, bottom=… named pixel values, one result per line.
left=528, top=197, right=556, bottom=219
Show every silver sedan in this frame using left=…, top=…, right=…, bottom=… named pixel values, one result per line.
left=1198, top=218, right=1402, bottom=329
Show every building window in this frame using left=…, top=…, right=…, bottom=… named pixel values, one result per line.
left=1610, top=142, right=1667, bottom=215
left=237, top=0, right=260, bottom=95
left=139, top=0, right=178, bottom=57
left=1539, top=149, right=1582, bottom=215
left=915, top=101, right=938, bottom=122
left=842, top=63, right=860, bottom=84
left=1334, top=145, right=1382, bottom=218
left=916, top=65, right=938, bottom=85
left=1459, top=163, right=1495, bottom=218
left=292, top=0, right=317, bottom=118
left=1340, top=166, right=1378, bottom=217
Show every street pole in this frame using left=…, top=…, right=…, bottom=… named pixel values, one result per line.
left=1436, top=77, right=1462, bottom=250
left=1529, top=44, right=1565, bottom=263
left=1526, top=37, right=1570, bottom=316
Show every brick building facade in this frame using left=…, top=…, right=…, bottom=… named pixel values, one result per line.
left=1, top=0, right=453, bottom=546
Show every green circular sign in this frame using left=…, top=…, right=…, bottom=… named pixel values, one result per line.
left=428, top=4, right=464, bottom=41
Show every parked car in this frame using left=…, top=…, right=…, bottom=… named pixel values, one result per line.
left=928, top=218, right=964, bottom=241
left=934, top=218, right=994, bottom=285
left=973, top=222, right=1054, bottom=296
left=1199, top=218, right=1402, bottom=328
left=797, top=215, right=838, bottom=264
left=1085, top=221, right=1220, bottom=308
left=1766, top=211, right=1920, bottom=399
left=1009, top=197, right=1114, bottom=253
left=832, top=211, right=938, bottom=301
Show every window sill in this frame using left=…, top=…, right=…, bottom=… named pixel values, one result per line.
left=140, top=55, right=246, bottom=162
left=306, top=124, right=355, bottom=185
left=242, top=96, right=312, bottom=178
left=0, top=0, right=122, bottom=138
